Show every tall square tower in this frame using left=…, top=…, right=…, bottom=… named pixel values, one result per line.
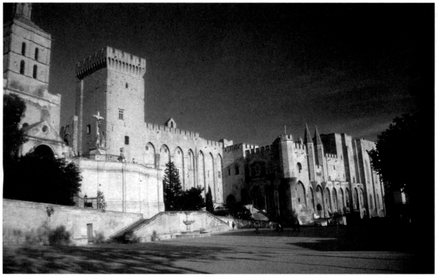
left=74, top=47, right=146, bottom=158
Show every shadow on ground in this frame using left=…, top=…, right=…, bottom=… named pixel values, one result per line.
left=3, top=243, right=230, bottom=273
left=221, top=221, right=416, bottom=252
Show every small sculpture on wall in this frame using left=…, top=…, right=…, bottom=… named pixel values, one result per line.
left=92, top=111, right=105, bottom=150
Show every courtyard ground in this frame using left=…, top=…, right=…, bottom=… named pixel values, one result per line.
left=3, top=223, right=434, bottom=274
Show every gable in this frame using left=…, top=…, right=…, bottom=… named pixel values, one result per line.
left=23, top=120, right=63, bottom=143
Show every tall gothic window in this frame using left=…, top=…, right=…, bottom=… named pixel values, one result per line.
left=20, top=60, right=25, bottom=74
left=33, top=65, right=37, bottom=79
left=21, top=42, right=26, bottom=56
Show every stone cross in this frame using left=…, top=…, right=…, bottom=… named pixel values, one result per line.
left=92, top=111, right=104, bottom=149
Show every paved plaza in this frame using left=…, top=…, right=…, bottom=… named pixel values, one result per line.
left=3, top=225, right=433, bottom=274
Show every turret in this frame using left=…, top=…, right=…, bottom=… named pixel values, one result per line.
left=278, top=134, right=296, bottom=178
left=305, top=124, right=316, bottom=181
left=314, top=125, right=327, bottom=181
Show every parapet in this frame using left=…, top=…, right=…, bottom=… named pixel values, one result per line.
left=294, top=142, right=305, bottom=150
left=144, top=122, right=223, bottom=149
left=76, top=46, right=146, bottom=80
left=325, top=153, right=337, bottom=159
left=145, top=122, right=199, bottom=138
left=280, top=134, right=294, bottom=141
left=244, top=144, right=272, bottom=157
left=224, top=143, right=243, bottom=153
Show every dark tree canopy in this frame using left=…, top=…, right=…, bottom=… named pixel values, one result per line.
left=4, top=153, right=82, bottom=205
left=369, top=110, right=433, bottom=228
left=179, top=187, right=205, bottom=211
left=3, top=93, right=27, bottom=162
left=368, top=112, right=419, bottom=194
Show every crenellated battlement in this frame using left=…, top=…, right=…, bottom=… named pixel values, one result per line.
left=280, top=134, right=294, bottom=141
left=294, top=142, right=305, bottom=150
left=146, top=122, right=199, bottom=138
left=205, top=139, right=223, bottom=148
left=144, top=122, right=223, bottom=149
left=244, top=144, right=272, bottom=157
left=325, top=153, right=337, bottom=159
left=76, top=46, right=146, bottom=80
left=224, top=143, right=243, bottom=153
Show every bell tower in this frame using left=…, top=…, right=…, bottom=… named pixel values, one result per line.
left=3, top=3, right=66, bottom=157
left=13, top=3, right=33, bottom=20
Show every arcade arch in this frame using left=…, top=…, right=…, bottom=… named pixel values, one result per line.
left=296, top=181, right=306, bottom=207
left=144, top=142, right=156, bottom=168
left=159, top=144, right=170, bottom=169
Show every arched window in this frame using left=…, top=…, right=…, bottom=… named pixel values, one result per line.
left=33, top=65, right=37, bottom=79
left=34, top=48, right=39, bottom=61
left=297, top=182, right=306, bottom=206
left=20, top=60, right=25, bottom=74
left=297, top=162, right=302, bottom=173
left=354, top=187, right=360, bottom=209
left=21, top=42, right=26, bottom=56
left=309, top=187, right=315, bottom=209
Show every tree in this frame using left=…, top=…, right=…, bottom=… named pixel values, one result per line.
left=179, top=187, right=205, bottom=211
left=205, top=186, right=214, bottom=213
left=97, top=190, right=107, bottom=211
left=163, top=161, right=183, bottom=211
left=3, top=94, right=27, bottom=162
left=368, top=111, right=432, bottom=226
left=4, top=153, right=82, bottom=205
left=368, top=112, right=418, bottom=195
left=163, top=161, right=206, bottom=211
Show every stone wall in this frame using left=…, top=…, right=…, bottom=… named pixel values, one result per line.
left=72, top=157, right=164, bottom=218
left=3, top=199, right=144, bottom=246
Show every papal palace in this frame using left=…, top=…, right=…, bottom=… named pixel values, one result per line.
left=4, top=4, right=385, bottom=224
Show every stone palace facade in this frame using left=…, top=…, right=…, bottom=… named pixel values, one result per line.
left=4, top=3, right=385, bottom=221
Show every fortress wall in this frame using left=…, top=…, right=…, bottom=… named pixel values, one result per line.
left=72, top=158, right=164, bottom=218
left=139, top=123, right=225, bottom=203
left=3, top=199, right=143, bottom=246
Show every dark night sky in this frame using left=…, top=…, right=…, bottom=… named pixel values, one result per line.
left=19, top=3, right=434, bottom=145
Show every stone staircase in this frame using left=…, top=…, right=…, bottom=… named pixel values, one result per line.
left=110, top=211, right=231, bottom=243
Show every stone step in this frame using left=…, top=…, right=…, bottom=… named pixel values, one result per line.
left=175, top=231, right=211, bottom=239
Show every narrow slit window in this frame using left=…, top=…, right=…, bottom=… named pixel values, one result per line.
left=33, top=65, right=37, bottom=79
left=34, top=48, right=39, bottom=61
left=20, top=60, right=25, bottom=74
left=124, top=136, right=130, bottom=145
left=21, top=42, right=26, bottom=56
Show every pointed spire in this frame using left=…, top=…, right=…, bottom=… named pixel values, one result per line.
left=304, top=123, right=312, bottom=144
left=314, top=125, right=323, bottom=145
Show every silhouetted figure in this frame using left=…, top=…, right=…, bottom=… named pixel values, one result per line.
left=232, top=221, right=235, bottom=230
left=292, top=218, right=300, bottom=232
